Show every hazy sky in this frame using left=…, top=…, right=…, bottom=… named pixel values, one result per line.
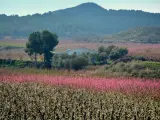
left=0, top=0, right=160, bottom=16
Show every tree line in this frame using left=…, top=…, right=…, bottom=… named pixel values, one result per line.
left=25, top=30, right=128, bottom=70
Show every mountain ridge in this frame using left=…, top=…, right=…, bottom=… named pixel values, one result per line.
left=103, top=27, right=160, bottom=43
left=1, top=2, right=160, bottom=17
left=0, top=2, right=160, bottom=39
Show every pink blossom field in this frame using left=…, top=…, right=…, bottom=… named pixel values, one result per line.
left=1, top=74, right=160, bottom=98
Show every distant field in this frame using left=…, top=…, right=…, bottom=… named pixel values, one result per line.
left=0, top=39, right=27, bottom=47
left=0, top=39, right=160, bottom=60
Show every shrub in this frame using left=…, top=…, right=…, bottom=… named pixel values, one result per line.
left=90, top=53, right=98, bottom=65
left=71, top=57, right=88, bottom=70
left=63, top=59, right=71, bottom=71
left=52, top=54, right=89, bottom=70
left=98, top=52, right=107, bottom=62
left=109, top=47, right=128, bottom=60
left=61, top=53, right=69, bottom=59
left=98, top=46, right=105, bottom=53
left=114, top=56, right=133, bottom=64
left=134, top=56, right=146, bottom=61
left=14, top=60, right=27, bottom=68
left=105, top=45, right=116, bottom=55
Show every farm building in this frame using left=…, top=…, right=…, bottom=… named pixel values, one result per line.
left=66, top=48, right=97, bottom=55
left=52, top=48, right=97, bottom=55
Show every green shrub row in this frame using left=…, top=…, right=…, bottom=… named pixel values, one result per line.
left=0, top=59, right=44, bottom=68
left=106, top=61, right=160, bottom=78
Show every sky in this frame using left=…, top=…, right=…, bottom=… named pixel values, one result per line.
left=0, top=0, right=160, bottom=16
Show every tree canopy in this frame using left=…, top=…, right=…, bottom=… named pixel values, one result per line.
left=41, top=30, right=59, bottom=67
left=25, top=31, right=43, bottom=64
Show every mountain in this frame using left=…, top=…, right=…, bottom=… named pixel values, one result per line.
left=103, top=27, right=160, bottom=43
left=0, top=2, right=160, bottom=39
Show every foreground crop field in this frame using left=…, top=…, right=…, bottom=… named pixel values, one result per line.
left=0, top=68, right=160, bottom=119
left=1, top=82, right=160, bottom=120
left=0, top=83, right=160, bottom=120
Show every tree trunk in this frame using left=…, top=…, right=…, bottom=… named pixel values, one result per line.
left=34, top=53, right=37, bottom=67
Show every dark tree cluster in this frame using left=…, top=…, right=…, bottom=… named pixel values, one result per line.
left=25, top=30, right=59, bottom=68
left=90, top=45, right=128, bottom=65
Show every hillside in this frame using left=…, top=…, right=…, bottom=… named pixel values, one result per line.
left=103, top=27, right=160, bottom=43
left=0, top=2, right=160, bottom=38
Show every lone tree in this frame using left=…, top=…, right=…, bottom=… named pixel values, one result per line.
left=25, top=30, right=59, bottom=68
left=25, top=31, right=43, bottom=65
left=41, top=30, right=59, bottom=68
